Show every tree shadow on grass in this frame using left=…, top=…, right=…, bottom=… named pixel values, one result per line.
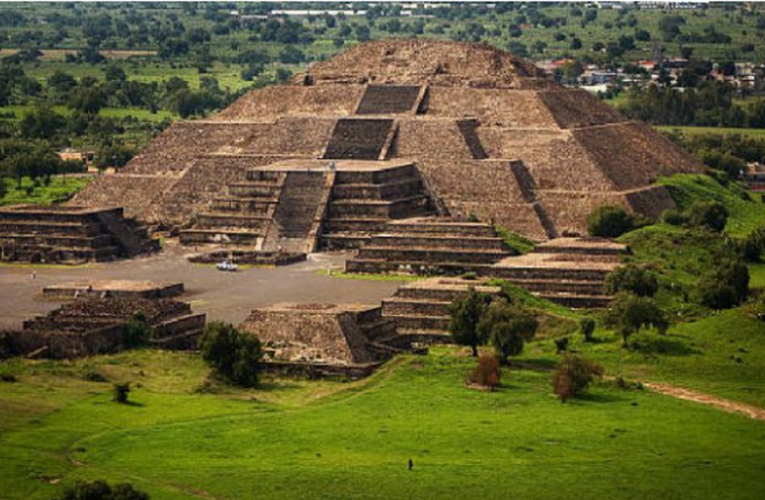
left=629, top=334, right=701, bottom=357
left=573, top=391, right=630, bottom=405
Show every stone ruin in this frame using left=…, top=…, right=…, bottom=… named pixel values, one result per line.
left=72, top=39, right=701, bottom=256
left=238, top=303, right=413, bottom=378
left=0, top=296, right=205, bottom=359
left=0, top=205, right=158, bottom=264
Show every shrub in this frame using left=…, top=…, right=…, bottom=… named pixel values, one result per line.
left=449, top=288, right=494, bottom=357
left=112, top=383, right=130, bottom=404
left=698, top=259, right=750, bottom=309
left=58, top=479, right=149, bottom=500
left=468, top=354, right=501, bottom=389
left=751, top=294, right=765, bottom=321
left=477, top=299, right=538, bottom=365
left=686, top=200, right=728, bottom=232
left=661, top=208, right=687, bottom=226
left=587, top=205, right=642, bottom=238
left=554, top=337, right=570, bottom=353
left=552, top=354, right=604, bottom=402
left=579, top=318, right=596, bottom=342
left=124, top=310, right=150, bottom=348
left=604, top=293, right=669, bottom=346
left=199, top=322, right=263, bottom=387
left=740, top=227, right=765, bottom=262
left=606, top=264, right=659, bottom=297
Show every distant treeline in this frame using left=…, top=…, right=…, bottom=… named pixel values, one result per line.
left=620, top=81, right=765, bottom=129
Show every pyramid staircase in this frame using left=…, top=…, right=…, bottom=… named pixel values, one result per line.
left=488, top=238, right=628, bottom=309
left=263, top=170, right=333, bottom=254
left=180, top=169, right=284, bottom=247
left=0, top=205, right=158, bottom=264
left=379, top=278, right=501, bottom=346
left=320, top=163, right=433, bottom=250
left=355, top=85, right=422, bottom=115
left=345, top=217, right=515, bottom=275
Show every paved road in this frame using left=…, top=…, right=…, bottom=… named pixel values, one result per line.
left=0, top=242, right=405, bottom=329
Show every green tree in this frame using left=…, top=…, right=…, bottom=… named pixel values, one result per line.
left=477, top=299, right=538, bottom=365
left=604, top=293, right=669, bottom=346
left=59, top=479, right=149, bottom=500
left=552, top=354, right=604, bottom=402
left=587, top=205, right=640, bottom=238
left=199, top=322, right=262, bottom=387
left=606, top=264, right=659, bottom=297
left=449, top=288, right=493, bottom=357
left=686, top=201, right=728, bottom=232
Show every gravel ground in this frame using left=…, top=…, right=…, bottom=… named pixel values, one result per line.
left=0, top=241, right=405, bottom=329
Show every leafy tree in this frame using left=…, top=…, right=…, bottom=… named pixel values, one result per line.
left=59, top=480, right=149, bottom=500
left=587, top=205, right=641, bottom=238
left=698, top=259, right=749, bottom=309
left=552, top=354, right=604, bottom=402
left=579, top=318, right=596, bottom=342
left=104, top=64, right=127, bottom=82
left=19, top=107, right=66, bottom=140
left=606, top=264, right=659, bottom=297
left=686, top=201, right=728, bottom=232
left=740, top=227, right=765, bottom=262
left=449, top=288, right=493, bottom=357
left=604, top=293, right=669, bottom=346
left=68, top=86, right=106, bottom=117
left=199, top=322, right=262, bottom=387
left=477, top=299, right=538, bottom=365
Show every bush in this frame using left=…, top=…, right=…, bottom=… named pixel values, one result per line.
left=552, top=354, right=604, bottom=402
left=606, top=264, right=659, bottom=297
left=199, top=322, right=263, bottom=387
left=686, top=200, right=728, bottom=232
left=112, top=383, right=130, bottom=404
left=579, top=318, right=596, bottom=342
left=477, top=299, right=538, bottom=365
left=604, top=293, right=669, bottom=346
left=661, top=208, right=687, bottom=226
left=59, top=480, right=149, bottom=500
left=554, top=337, right=570, bottom=353
left=587, top=205, right=643, bottom=238
left=699, top=259, right=749, bottom=309
left=124, top=310, right=150, bottom=348
left=449, top=288, right=494, bottom=357
left=468, top=355, right=501, bottom=389
left=740, top=228, right=765, bottom=262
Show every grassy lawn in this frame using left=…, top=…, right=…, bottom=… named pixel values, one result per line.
left=1, top=348, right=765, bottom=500
left=0, top=176, right=93, bottom=206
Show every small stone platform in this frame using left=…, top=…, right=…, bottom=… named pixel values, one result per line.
left=42, top=280, right=184, bottom=300
left=382, top=277, right=501, bottom=344
left=0, top=296, right=205, bottom=359
left=0, top=204, right=158, bottom=264
left=345, top=217, right=514, bottom=275
left=489, top=237, right=629, bottom=308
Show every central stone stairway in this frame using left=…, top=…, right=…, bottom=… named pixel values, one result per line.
left=345, top=217, right=515, bottom=275
left=0, top=205, right=157, bottom=264
left=180, top=169, right=284, bottom=247
left=263, top=170, right=333, bottom=254
left=320, top=163, right=433, bottom=250
left=380, top=277, right=501, bottom=345
left=489, top=237, right=628, bottom=308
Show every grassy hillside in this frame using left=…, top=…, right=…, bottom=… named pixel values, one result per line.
left=2, top=349, right=765, bottom=500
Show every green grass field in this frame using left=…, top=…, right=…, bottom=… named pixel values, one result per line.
left=0, top=175, right=93, bottom=206
left=2, top=345, right=765, bottom=500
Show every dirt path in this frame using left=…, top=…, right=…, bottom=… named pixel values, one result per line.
left=645, top=382, right=765, bottom=421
